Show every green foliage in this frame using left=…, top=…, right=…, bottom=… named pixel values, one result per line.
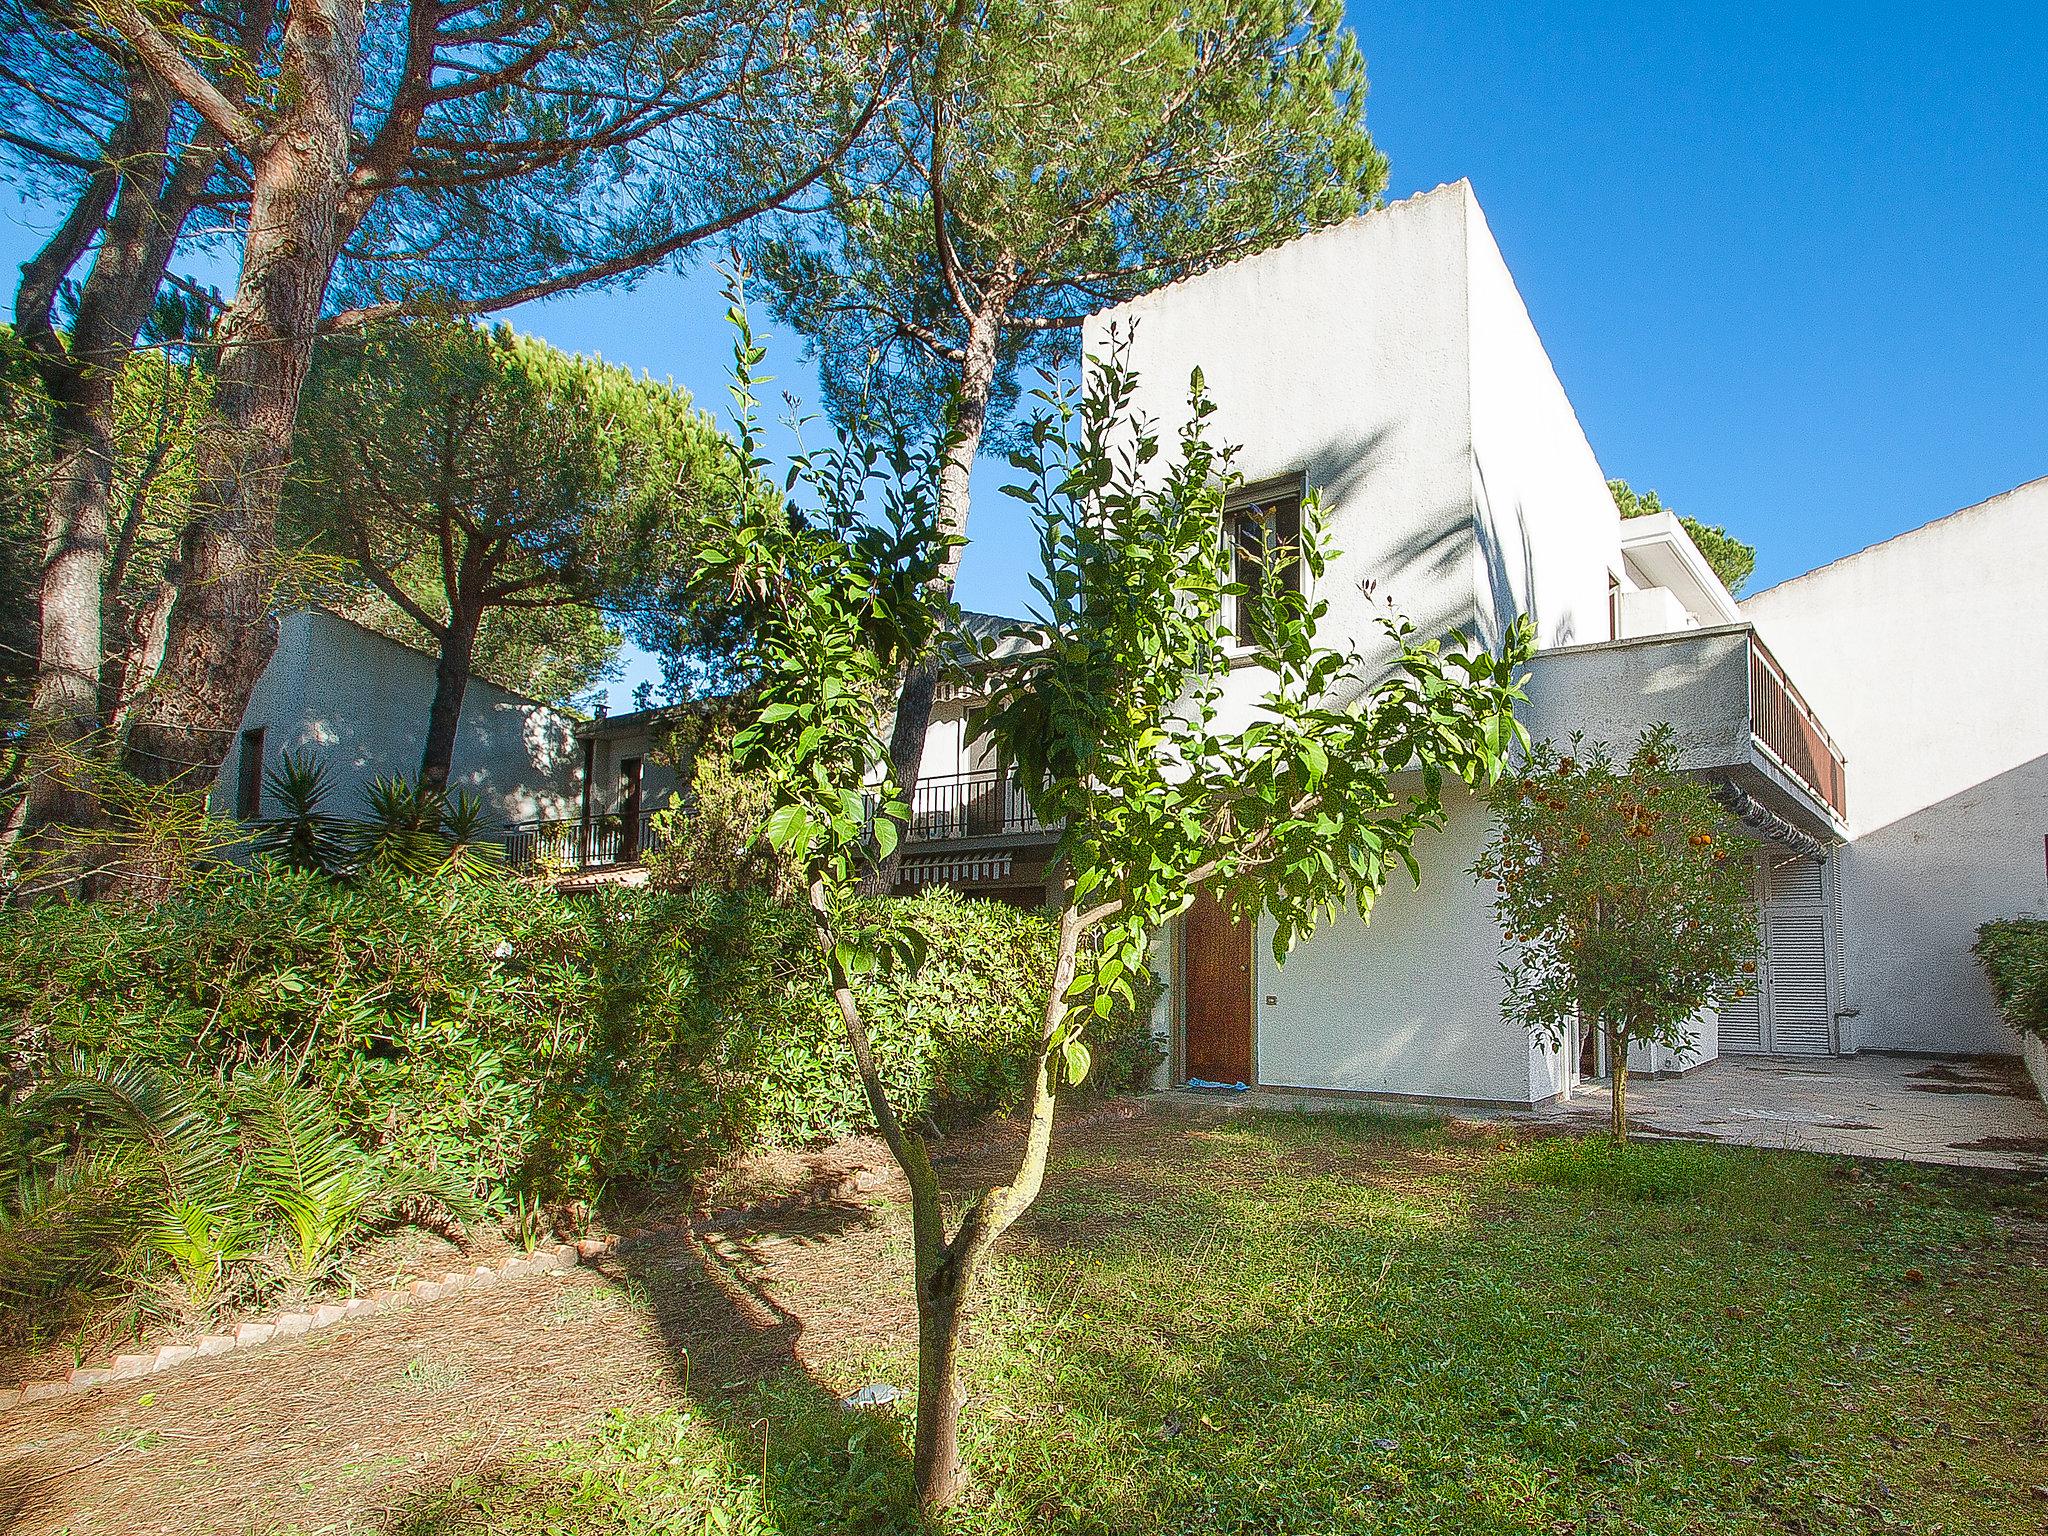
left=1973, top=918, right=2048, bottom=1043
left=1610, top=478, right=1757, bottom=596
left=644, top=726, right=802, bottom=899
left=699, top=272, right=958, bottom=894
left=0, top=871, right=1134, bottom=1266
left=757, top=0, right=1388, bottom=444
left=1476, top=726, right=1758, bottom=1109
left=251, top=751, right=508, bottom=885
left=976, top=339, right=1531, bottom=1039
left=287, top=317, right=754, bottom=707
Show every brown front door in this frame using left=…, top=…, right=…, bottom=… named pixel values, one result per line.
left=1184, top=889, right=1253, bottom=1084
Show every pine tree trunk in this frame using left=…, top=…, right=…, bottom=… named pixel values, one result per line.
left=861, top=282, right=1009, bottom=896
left=123, top=0, right=368, bottom=792
left=418, top=615, right=478, bottom=792
left=15, top=77, right=215, bottom=836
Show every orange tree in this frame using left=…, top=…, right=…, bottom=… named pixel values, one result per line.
left=704, top=300, right=1530, bottom=1509
left=1475, top=726, right=1756, bottom=1139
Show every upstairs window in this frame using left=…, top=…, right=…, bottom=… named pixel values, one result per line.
left=1227, top=484, right=1303, bottom=646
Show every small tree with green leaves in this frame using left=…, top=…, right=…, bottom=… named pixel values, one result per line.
left=705, top=289, right=1529, bottom=1507
left=1476, top=726, right=1758, bottom=1140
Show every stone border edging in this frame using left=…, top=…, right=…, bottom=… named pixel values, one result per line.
left=0, top=1232, right=633, bottom=1412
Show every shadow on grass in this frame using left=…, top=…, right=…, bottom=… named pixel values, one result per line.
left=373, top=1197, right=920, bottom=1534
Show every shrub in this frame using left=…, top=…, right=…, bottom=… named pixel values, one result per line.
left=0, top=870, right=1154, bottom=1210
left=1974, top=919, right=2048, bottom=1042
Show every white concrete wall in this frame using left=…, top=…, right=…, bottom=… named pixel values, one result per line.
left=1464, top=190, right=1619, bottom=655
left=213, top=609, right=582, bottom=827
left=1743, top=478, right=2048, bottom=1056
left=1248, top=789, right=1570, bottom=1105
left=2024, top=1033, right=2047, bottom=1102
left=1087, top=183, right=1481, bottom=725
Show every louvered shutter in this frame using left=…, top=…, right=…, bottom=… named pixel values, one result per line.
left=1763, top=855, right=1834, bottom=1055
left=1717, top=853, right=1766, bottom=1052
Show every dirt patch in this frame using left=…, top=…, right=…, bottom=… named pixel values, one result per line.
left=0, top=1098, right=1143, bottom=1535
left=1947, top=1135, right=2048, bottom=1156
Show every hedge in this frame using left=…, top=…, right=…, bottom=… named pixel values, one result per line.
left=1974, top=918, right=2048, bottom=1044
left=0, top=869, right=1158, bottom=1209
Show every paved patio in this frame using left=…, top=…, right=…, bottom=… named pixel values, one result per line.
left=1523, top=1052, right=2048, bottom=1171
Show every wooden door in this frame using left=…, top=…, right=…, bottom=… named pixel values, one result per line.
left=1184, top=889, right=1253, bottom=1084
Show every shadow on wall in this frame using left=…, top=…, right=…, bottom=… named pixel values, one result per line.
left=1294, top=419, right=1477, bottom=653
left=1472, top=451, right=1555, bottom=653
left=1841, top=749, right=2048, bottom=1057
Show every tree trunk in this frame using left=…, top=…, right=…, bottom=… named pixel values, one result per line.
left=1607, top=1020, right=1628, bottom=1142
left=807, top=880, right=1081, bottom=1508
left=15, top=77, right=216, bottom=837
left=123, top=0, right=368, bottom=792
left=861, top=283, right=1009, bottom=896
left=419, top=613, right=479, bottom=792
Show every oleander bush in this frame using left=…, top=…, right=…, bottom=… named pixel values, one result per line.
left=1974, top=918, right=2048, bottom=1043
left=0, top=868, right=1155, bottom=1332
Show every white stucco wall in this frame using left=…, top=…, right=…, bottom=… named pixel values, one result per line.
left=1743, top=478, right=2048, bottom=1056
left=1246, top=789, right=1571, bottom=1105
left=212, top=609, right=582, bottom=827
left=1464, top=191, right=1619, bottom=655
left=1087, top=184, right=1480, bottom=723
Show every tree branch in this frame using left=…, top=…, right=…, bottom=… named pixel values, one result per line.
left=92, top=0, right=261, bottom=155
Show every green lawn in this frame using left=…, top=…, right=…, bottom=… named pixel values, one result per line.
left=375, top=1109, right=2048, bottom=1535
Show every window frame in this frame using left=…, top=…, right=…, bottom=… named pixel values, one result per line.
left=1224, top=475, right=1307, bottom=649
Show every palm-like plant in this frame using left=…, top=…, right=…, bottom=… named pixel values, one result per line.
left=440, top=791, right=508, bottom=886
left=251, top=752, right=356, bottom=876
left=150, top=1198, right=264, bottom=1315
left=242, top=1076, right=480, bottom=1280
left=354, top=777, right=454, bottom=878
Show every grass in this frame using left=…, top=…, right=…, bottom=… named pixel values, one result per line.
left=355, top=1109, right=2047, bottom=1534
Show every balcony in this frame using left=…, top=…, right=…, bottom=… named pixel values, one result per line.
left=503, top=807, right=669, bottom=872
left=907, top=770, right=1053, bottom=843
left=1522, top=624, right=1847, bottom=840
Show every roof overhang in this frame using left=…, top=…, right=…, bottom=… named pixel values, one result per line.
left=1619, top=510, right=1743, bottom=628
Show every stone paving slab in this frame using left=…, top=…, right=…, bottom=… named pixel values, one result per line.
left=1518, top=1052, right=2048, bottom=1171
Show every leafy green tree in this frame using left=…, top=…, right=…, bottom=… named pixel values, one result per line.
left=285, top=320, right=744, bottom=789
left=8, top=0, right=880, bottom=831
left=1475, top=726, right=1757, bottom=1140
left=1610, top=479, right=1756, bottom=596
left=710, top=302, right=1528, bottom=1507
left=754, top=0, right=1390, bottom=888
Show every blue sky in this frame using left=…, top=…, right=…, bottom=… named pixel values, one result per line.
left=5, top=2, right=2044, bottom=708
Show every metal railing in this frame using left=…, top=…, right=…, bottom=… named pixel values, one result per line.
left=1748, top=635, right=1847, bottom=822
left=907, top=770, right=1050, bottom=841
left=503, top=807, right=669, bottom=872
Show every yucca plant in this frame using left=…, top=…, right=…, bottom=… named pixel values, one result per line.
left=354, top=777, right=454, bottom=879
left=440, top=791, right=509, bottom=886
left=242, top=1075, right=480, bottom=1280
left=251, top=752, right=355, bottom=876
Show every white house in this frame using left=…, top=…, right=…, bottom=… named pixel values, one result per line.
left=211, top=608, right=582, bottom=828
left=1741, top=478, right=2048, bottom=1088
left=1075, top=181, right=2034, bottom=1106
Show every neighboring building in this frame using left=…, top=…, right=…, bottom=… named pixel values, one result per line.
left=212, top=608, right=581, bottom=827
left=1085, top=180, right=2002, bottom=1106
left=1741, top=477, right=2048, bottom=1087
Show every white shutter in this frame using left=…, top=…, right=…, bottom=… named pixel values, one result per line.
left=1718, top=853, right=1766, bottom=1052
left=1763, top=855, right=1834, bottom=1055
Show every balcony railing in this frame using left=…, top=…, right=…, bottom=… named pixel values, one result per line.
left=1748, top=635, right=1847, bottom=822
left=503, top=808, right=668, bottom=872
left=908, top=770, right=1050, bottom=842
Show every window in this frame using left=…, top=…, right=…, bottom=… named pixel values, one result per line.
left=235, top=727, right=265, bottom=820
left=1227, top=484, right=1303, bottom=646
